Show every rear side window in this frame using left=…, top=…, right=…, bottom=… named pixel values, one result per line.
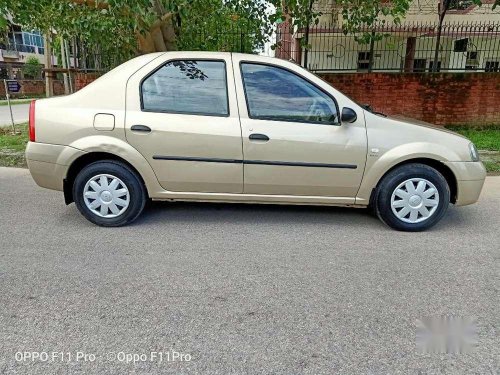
left=141, top=60, right=229, bottom=116
left=241, top=63, right=339, bottom=125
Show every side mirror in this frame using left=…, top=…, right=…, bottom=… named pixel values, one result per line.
left=341, top=107, right=357, bottom=123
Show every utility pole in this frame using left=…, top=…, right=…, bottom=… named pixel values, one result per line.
left=66, top=40, right=74, bottom=93
left=3, top=79, right=16, bottom=132
left=60, top=36, right=70, bottom=95
left=43, top=33, right=54, bottom=97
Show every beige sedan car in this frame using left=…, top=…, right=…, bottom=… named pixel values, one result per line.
left=26, top=52, right=486, bottom=231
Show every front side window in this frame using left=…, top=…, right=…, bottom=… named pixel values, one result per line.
left=142, top=60, right=229, bottom=116
left=241, top=63, right=339, bottom=125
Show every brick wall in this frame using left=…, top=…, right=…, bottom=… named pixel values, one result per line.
left=0, top=80, right=65, bottom=98
left=5, top=72, right=499, bottom=127
left=75, top=73, right=100, bottom=91
left=0, top=73, right=101, bottom=97
left=319, top=73, right=500, bottom=126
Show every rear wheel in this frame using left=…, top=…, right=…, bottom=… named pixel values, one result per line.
left=374, top=163, right=450, bottom=231
left=73, top=161, right=146, bottom=227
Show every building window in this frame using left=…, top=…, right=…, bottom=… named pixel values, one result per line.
left=448, top=0, right=474, bottom=10
left=465, top=51, right=479, bottom=71
left=7, top=29, right=43, bottom=54
left=454, top=38, right=468, bottom=53
left=467, top=51, right=478, bottom=60
left=357, top=52, right=371, bottom=71
left=428, top=61, right=442, bottom=72
left=413, top=59, right=427, bottom=72
left=0, top=67, right=8, bottom=80
left=485, top=61, right=500, bottom=72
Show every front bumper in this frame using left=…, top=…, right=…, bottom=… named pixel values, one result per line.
left=444, top=161, right=487, bottom=206
left=26, top=142, right=86, bottom=191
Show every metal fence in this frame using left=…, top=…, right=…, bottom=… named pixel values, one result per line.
left=274, top=21, right=500, bottom=73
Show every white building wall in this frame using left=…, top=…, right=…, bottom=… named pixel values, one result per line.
left=301, top=0, right=500, bottom=72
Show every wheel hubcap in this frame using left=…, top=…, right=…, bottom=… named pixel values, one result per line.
left=83, top=174, right=130, bottom=218
left=390, top=178, right=439, bottom=224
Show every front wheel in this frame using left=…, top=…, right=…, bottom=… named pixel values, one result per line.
left=73, top=161, right=146, bottom=227
left=374, top=163, right=450, bottom=231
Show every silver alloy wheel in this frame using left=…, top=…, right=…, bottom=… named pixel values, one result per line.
left=83, top=174, right=130, bottom=218
left=390, top=178, right=440, bottom=224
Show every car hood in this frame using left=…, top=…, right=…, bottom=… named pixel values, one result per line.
left=387, top=115, right=466, bottom=139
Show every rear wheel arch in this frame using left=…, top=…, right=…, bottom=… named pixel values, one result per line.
left=64, top=152, right=148, bottom=205
left=370, top=158, right=458, bottom=206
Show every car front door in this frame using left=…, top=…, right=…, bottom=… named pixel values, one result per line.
left=125, top=53, right=243, bottom=193
left=232, top=55, right=367, bottom=202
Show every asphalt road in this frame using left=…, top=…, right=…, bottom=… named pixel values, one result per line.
left=0, top=104, right=29, bottom=127
left=0, top=167, right=499, bottom=374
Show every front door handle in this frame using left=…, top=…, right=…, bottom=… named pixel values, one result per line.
left=131, top=125, right=151, bottom=133
left=249, top=133, right=269, bottom=141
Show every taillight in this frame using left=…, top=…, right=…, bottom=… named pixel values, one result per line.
left=29, top=100, right=36, bottom=142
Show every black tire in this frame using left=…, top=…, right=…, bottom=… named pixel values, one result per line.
left=73, top=160, right=147, bottom=227
left=374, top=163, right=450, bottom=232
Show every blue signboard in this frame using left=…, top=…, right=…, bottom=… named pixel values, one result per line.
left=7, top=80, right=21, bottom=93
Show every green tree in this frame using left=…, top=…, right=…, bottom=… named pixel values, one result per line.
left=278, top=0, right=499, bottom=32
left=0, top=0, right=274, bottom=67
left=430, top=0, right=497, bottom=71
left=277, top=0, right=498, bottom=70
left=276, top=0, right=412, bottom=69
left=22, top=56, right=42, bottom=79
left=1, top=0, right=497, bottom=70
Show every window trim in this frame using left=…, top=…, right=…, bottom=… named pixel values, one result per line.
left=140, top=58, right=230, bottom=118
left=239, top=61, right=341, bottom=126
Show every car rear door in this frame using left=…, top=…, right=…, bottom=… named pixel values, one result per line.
left=125, top=52, right=243, bottom=193
left=232, top=54, right=367, bottom=202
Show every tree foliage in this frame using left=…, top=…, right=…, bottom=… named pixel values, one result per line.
left=0, top=0, right=497, bottom=69
left=21, top=55, right=42, bottom=78
left=0, top=0, right=276, bottom=67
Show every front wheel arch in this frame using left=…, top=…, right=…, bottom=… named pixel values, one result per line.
left=369, top=158, right=458, bottom=207
left=64, top=152, right=148, bottom=205
left=373, top=162, right=451, bottom=231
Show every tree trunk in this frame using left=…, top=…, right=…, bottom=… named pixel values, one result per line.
left=433, top=0, right=450, bottom=73
left=72, top=0, right=178, bottom=54
left=368, top=30, right=376, bottom=72
left=404, top=37, right=416, bottom=72
left=137, top=12, right=177, bottom=53
left=302, top=0, right=314, bottom=69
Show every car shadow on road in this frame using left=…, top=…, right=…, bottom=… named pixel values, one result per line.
left=128, top=200, right=471, bottom=233
left=133, top=200, right=385, bottom=228
left=58, top=196, right=470, bottom=232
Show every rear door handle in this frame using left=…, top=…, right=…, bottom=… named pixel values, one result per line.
left=131, top=125, right=151, bottom=133
left=249, top=133, right=269, bottom=141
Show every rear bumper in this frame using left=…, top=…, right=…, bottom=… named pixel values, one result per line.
left=25, top=142, right=85, bottom=191
left=444, top=161, right=486, bottom=206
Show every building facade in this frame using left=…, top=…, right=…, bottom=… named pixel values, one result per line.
left=0, top=22, right=49, bottom=79
left=276, top=0, right=500, bottom=72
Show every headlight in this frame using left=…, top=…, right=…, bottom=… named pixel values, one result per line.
left=469, top=143, right=480, bottom=162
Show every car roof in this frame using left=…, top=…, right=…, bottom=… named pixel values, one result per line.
left=154, top=51, right=279, bottom=61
